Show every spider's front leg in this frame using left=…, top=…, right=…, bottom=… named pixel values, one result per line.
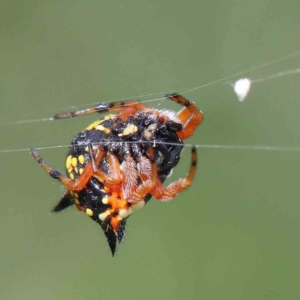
left=165, top=93, right=204, bottom=140
left=53, top=100, right=149, bottom=120
left=30, top=145, right=105, bottom=191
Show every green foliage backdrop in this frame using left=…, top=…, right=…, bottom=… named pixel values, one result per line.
left=1, top=1, right=300, bottom=299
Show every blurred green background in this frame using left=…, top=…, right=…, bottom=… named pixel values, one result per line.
left=1, top=1, right=300, bottom=299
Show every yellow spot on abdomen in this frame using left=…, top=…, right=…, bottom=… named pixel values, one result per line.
left=85, top=208, right=94, bottom=217
left=119, top=208, right=133, bottom=219
left=85, top=120, right=103, bottom=131
left=71, top=157, right=78, bottom=167
left=96, top=124, right=111, bottom=134
left=99, top=210, right=111, bottom=221
left=78, top=155, right=84, bottom=165
left=66, top=155, right=72, bottom=169
left=102, top=196, right=109, bottom=205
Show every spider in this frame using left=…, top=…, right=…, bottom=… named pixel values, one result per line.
left=31, top=93, right=203, bottom=255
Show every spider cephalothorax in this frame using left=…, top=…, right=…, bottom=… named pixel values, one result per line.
left=31, top=93, right=203, bottom=255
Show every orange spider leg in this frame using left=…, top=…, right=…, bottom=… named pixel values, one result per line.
left=166, top=93, right=203, bottom=140
left=152, top=146, right=197, bottom=201
left=30, top=146, right=105, bottom=191
left=104, top=152, right=123, bottom=182
left=116, top=103, right=155, bottom=121
left=54, top=100, right=149, bottom=120
left=128, top=147, right=158, bottom=203
left=92, top=152, right=123, bottom=186
left=136, top=155, right=152, bottom=182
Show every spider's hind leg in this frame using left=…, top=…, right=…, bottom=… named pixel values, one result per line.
left=152, top=146, right=197, bottom=201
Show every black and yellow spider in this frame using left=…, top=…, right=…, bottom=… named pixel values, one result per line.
left=31, top=93, right=203, bottom=255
